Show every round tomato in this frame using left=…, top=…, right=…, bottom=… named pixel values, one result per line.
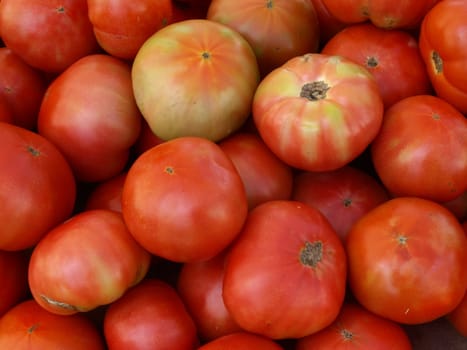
left=122, top=136, right=248, bottom=262
left=131, top=19, right=259, bottom=142
left=28, top=209, right=151, bottom=315
left=223, top=200, right=347, bottom=339
left=346, top=197, right=467, bottom=324
left=198, top=332, right=283, bottom=350
left=0, top=250, right=29, bottom=316
left=252, top=53, right=384, bottom=172
left=371, top=94, right=467, bottom=202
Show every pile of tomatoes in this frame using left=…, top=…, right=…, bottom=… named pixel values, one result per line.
left=0, top=0, right=466, bottom=349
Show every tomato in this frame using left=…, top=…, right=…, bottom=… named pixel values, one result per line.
left=0, top=0, right=99, bottom=73
left=85, top=172, right=127, bottom=213
left=198, top=332, right=284, bottom=350
left=292, top=165, right=389, bottom=242
left=177, top=251, right=242, bottom=341
left=131, top=19, right=259, bottom=142
left=38, top=54, right=142, bottom=183
left=207, top=0, right=320, bottom=77
left=346, top=197, right=467, bottom=324
left=0, top=94, right=14, bottom=124
left=295, top=303, right=412, bottom=349
left=88, top=0, right=172, bottom=60
left=0, top=122, right=76, bottom=251
left=447, top=291, right=467, bottom=337
left=223, top=200, right=347, bottom=339
left=309, top=0, right=347, bottom=45
left=132, top=118, right=165, bottom=157
left=0, top=250, right=29, bottom=316
left=122, top=136, right=248, bottom=262
left=28, top=209, right=151, bottom=315
left=218, top=132, right=294, bottom=210
left=0, top=299, right=105, bottom=349
left=103, top=279, right=199, bottom=350
left=321, top=23, right=432, bottom=109
left=371, top=95, right=467, bottom=203
left=252, top=53, right=384, bottom=172
left=419, top=0, right=467, bottom=114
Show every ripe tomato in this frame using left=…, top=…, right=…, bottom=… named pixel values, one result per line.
left=103, top=279, right=199, bottom=350
left=131, top=19, right=259, bottom=142
left=207, top=0, right=320, bottom=77
left=0, top=299, right=105, bottom=349
left=0, top=122, right=76, bottom=251
left=295, top=303, right=412, bottom=349
left=419, top=0, right=467, bottom=114
left=0, top=94, right=14, bottom=124
left=0, top=0, right=99, bottom=73
left=38, top=54, right=142, bottom=183
left=0, top=250, right=29, bottom=316
left=198, top=332, right=283, bottom=350
left=28, top=209, right=151, bottom=315
left=223, top=200, right=347, bottom=339
left=84, top=172, right=127, bottom=213
left=122, top=136, right=248, bottom=262
left=252, top=53, right=384, bottom=172
left=309, top=0, right=347, bottom=45
left=371, top=95, right=467, bottom=202
left=346, top=197, right=467, bottom=324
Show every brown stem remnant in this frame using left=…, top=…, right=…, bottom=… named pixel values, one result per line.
left=431, top=51, right=443, bottom=73
left=300, top=241, right=323, bottom=268
left=300, top=81, right=330, bottom=101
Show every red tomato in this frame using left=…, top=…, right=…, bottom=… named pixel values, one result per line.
left=0, top=122, right=76, bottom=251
left=419, top=0, right=467, bottom=114
left=0, top=299, right=105, bottom=349
left=295, top=303, right=412, bottom=349
left=84, top=172, right=127, bottom=213
left=371, top=95, right=467, bottom=202
left=223, top=200, right=347, bottom=339
left=88, top=0, right=173, bottom=60
left=252, top=53, right=384, bottom=172
left=309, top=0, right=347, bottom=45
left=218, top=132, right=294, bottom=210
left=0, top=94, right=14, bottom=124
left=104, top=279, right=199, bottom=350
left=0, top=0, right=99, bottom=73
left=122, top=136, right=248, bottom=262
left=0, top=250, right=29, bottom=316
left=292, top=165, right=389, bottom=241
left=131, top=19, right=260, bottom=142
left=207, top=0, right=320, bottom=77
left=321, top=23, right=432, bottom=108
left=28, top=209, right=151, bottom=315
left=346, top=197, right=467, bottom=324
left=177, top=251, right=242, bottom=341
left=198, top=332, right=284, bottom=350
left=38, top=54, right=142, bottom=183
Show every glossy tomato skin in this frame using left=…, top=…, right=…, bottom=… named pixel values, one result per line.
left=38, top=54, right=142, bottom=183
left=419, top=0, right=467, bottom=114
left=223, top=200, right=347, bottom=339
left=122, top=136, right=248, bottom=262
left=371, top=95, right=467, bottom=202
left=104, top=279, right=199, bottom=350
left=0, top=250, right=29, bottom=316
left=0, top=299, right=105, bottom=349
left=0, top=122, right=76, bottom=251
left=0, top=0, right=99, bottom=73
left=207, top=0, right=320, bottom=77
left=131, top=19, right=260, bottom=142
left=296, top=303, right=412, bottom=349
left=28, top=209, right=151, bottom=315
left=346, top=197, right=467, bottom=324
left=253, top=53, right=384, bottom=172
left=198, top=332, right=284, bottom=350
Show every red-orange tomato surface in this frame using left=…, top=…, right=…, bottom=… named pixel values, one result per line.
left=252, top=53, right=384, bottom=172
left=309, top=0, right=347, bottom=45
left=419, top=0, right=467, bottom=114
left=0, top=94, right=14, bottom=124
left=85, top=172, right=127, bottom=213
left=0, top=250, right=29, bottom=316
left=223, top=200, right=347, bottom=339
left=207, top=0, right=320, bottom=77
left=371, top=94, right=467, bottom=202
left=122, top=136, right=248, bottom=263
left=198, top=332, right=284, bottom=350
left=0, top=299, right=105, bottom=349
left=346, top=197, right=467, bottom=324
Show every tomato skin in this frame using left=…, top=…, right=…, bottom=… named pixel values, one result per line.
left=371, top=95, right=467, bottom=202
left=85, top=172, right=127, bottom=213
left=0, top=122, right=76, bottom=251
left=309, top=0, right=347, bottom=45
left=103, top=279, right=199, bottom=350
left=419, top=0, right=467, bottom=114
left=223, top=200, right=347, bottom=339
left=346, top=197, right=467, bottom=324
left=252, top=53, right=384, bottom=172
left=0, top=250, right=29, bottom=316
left=0, top=0, right=99, bottom=73
left=38, top=54, right=142, bottom=183
left=0, top=94, right=14, bottom=124
left=0, top=299, right=105, bottom=349
left=122, top=136, right=248, bottom=263
left=198, top=332, right=284, bottom=350
left=28, top=209, right=151, bottom=315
